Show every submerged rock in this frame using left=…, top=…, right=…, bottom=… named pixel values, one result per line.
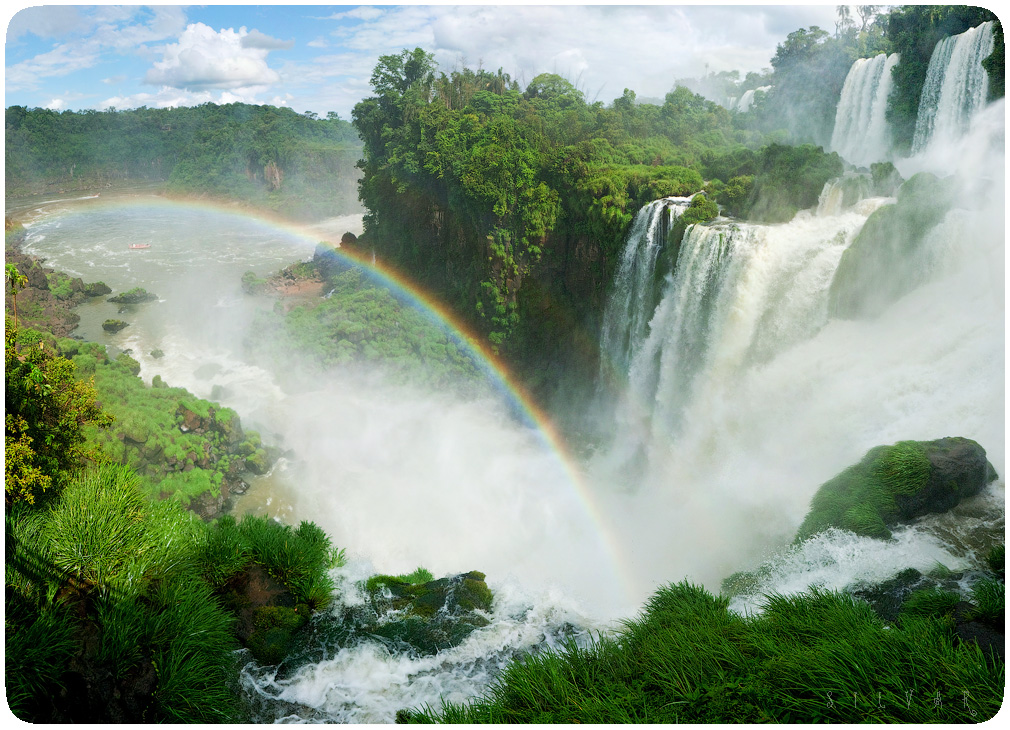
left=363, top=570, right=493, bottom=654
left=796, top=437, right=998, bottom=541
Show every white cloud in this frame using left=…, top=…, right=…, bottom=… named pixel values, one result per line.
left=101, top=83, right=270, bottom=111
left=45, top=98, right=65, bottom=111
left=308, top=37, right=328, bottom=49
left=324, top=7, right=387, bottom=22
left=7, top=6, right=86, bottom=42
left=242, top=29, right=295, bottom=51
left=5, top=42, right=100, bottom=91
left=144, top=22, right=281, bottom=90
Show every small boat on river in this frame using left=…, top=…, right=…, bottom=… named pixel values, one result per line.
left=128, top=243, right=152, bottom=250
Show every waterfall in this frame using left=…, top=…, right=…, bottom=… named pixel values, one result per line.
left=816, top=172, right=876, bottom=217
left=830, top=53, right=900, bottom=167
left=598, top=196, right=694, bottom=381
left=912, top=21, right=995, bottom=153
left=591, top=94, right=1003, bottom=601
left=733, top=86, right=771, bottom=113
left=605, top=205, right=880, bottom=455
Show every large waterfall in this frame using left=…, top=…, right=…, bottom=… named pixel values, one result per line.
left=912, top=20, right=995, bottom=153
left=594, top=87, right=1003, bottom=606
left=830, top=53, right=900, bottom=166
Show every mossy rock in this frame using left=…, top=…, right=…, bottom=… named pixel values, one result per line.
left=246, top=605, right=310, bottom=665
left=102, top=319, right=129, bottom=333
left=150, top=348, right=165, bottom=359
left=828, top=172, right=955, bottom=319
left=364, top=570, right=493, bottom=654
left=107, top=287, right=158, bottom=304
left=796, top=437, right=997, bottom=542
left=83, top=280, right=112, bottom=297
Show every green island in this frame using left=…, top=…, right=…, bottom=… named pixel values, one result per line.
left=5, top=4, right=1004, bottom=723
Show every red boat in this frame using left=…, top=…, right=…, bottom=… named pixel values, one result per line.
left=128, top=244, right=152, bottom=250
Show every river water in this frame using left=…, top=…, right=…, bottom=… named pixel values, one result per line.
left=9, top=187, right=625, bottom=721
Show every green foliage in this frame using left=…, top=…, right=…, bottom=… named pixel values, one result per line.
left=246, top=267, right=482, bottom=389
left=680, top=193, right=720, bottom=226
left=796, top=441, right=932, bottom=542
left=197, top=514, right=339, bottom=611
left=353, top=49, right=742, bottom=355
left=5, top=319, right=112, bottom=505
left=406, top=582, right=1003, bottom=723
left=744, top=143, right=844, bottom=222
left=57, top=339, right=259, bottom=505
left=5, top=464, right=241, bottom=722
left=5, top=103, right=361, bottom=218
left=968, top=578, right=1005, bottom=625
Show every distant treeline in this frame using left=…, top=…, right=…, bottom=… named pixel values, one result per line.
left=4, top=103, right=363, bottom=220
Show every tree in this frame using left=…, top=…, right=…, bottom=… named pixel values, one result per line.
left=5, top=262, right=28, bottom=329
left=5, top=320, right=112, bottom=506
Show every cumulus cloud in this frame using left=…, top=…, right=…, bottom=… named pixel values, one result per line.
left=144, top=22, right=281, bottom=90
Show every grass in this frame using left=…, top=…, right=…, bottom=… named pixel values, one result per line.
left=5, top=461, right=347, bottom=722
left=400, top=581, right=1004, bottom=723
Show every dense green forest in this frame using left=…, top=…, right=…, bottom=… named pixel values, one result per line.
left=4, top=103, right=362, bottom=220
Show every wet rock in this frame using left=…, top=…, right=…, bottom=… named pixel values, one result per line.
left=363, top=571, right=494, bottom=654
left=796, top=437, right=998, bottom=541
left=102, top=319, right=129, bottom=333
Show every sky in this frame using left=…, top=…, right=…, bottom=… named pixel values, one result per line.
left=4, top=4, right=842, bottom=119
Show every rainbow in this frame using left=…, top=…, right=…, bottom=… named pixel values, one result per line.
left=21, top=190, right=636, bottom=605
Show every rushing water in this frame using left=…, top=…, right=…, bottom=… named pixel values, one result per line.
left=912, top=20, right=995, bottom=154
left=10, top=189, right=624, bottom=721
left=830, top=52, right=900, bottom=167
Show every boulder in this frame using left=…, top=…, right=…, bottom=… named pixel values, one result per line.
left=796, top=437, right=998, bottom=541
left=107, top=287, right=158, bottom=304
left=102, top=319, right=129, bottom=333
left=363, top=571, right=493, bottom=654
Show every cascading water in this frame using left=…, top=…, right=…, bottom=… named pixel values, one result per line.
left=912, top=20, right=995, bottom=153
left=731, top=85, right=771, bottom=113
left=593, top=100, right=1003, bottom=611
left=598, top=195, right=694, bottom=381
left=830, top=53, right=900, bottom=166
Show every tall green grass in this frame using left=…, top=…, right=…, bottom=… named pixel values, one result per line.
left=403, top=581, right=1004, bottom=723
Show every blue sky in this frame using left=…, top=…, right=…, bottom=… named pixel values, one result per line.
left=5, top=4, right=841, bottom=119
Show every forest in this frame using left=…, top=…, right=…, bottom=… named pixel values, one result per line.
left=4, top=4, right=1005, bottom=723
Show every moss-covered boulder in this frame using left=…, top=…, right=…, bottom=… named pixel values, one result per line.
left=796, top=437, right=998, bottom=541
left=83, top=280, right=112, bottom=297
left=108, top=287, right=158, bottom=304
left=102, top=319, right=129, bottom=333
left=828, top=172, right=954, bottom=319
left=363, top=570, right=493, bottom=654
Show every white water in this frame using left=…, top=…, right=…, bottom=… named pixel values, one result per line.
left=595, top=92, right=1004, bottom=606
left=732, top=85, right=771, bottom=113
left=831, top=53, right=900, bottom=167
left=912, top=21, right=995, bottom=154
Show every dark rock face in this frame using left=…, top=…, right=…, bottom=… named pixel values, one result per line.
left=797, top=437, right=998, bottom=541
left=894, top=437, right=995, bottom=520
